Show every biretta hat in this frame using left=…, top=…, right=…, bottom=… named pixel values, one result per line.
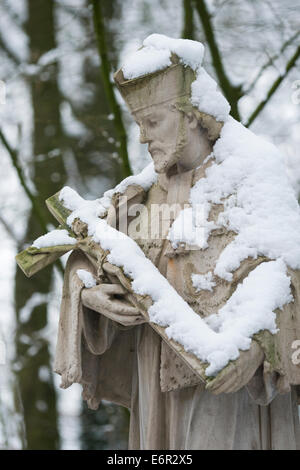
left=114, top=52, right=223, bottom=141
left=114, top=54, right=196, bottom=114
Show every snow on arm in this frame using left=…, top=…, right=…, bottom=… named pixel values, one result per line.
left=58, top=185, right=293, bottom=377
left=205, top=259, right=292, bottom=338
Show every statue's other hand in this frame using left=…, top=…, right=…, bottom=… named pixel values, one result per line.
left=81, top=283, right=144, bottom=325
left=205, top=340, right=264, bottom=395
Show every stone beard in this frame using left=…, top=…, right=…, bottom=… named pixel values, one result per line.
left=133, top=102, right=212, bottom=175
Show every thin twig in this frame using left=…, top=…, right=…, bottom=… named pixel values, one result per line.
left=0, top=212, right=19, bottom=243
left=0, top=31, right=21, bottom=65
left=244, top=31, right=300, bottom=94
left=91, top=0, right=132, bottom=178
left=245, top=45, right=300, bottom=128
left=0, top=0, right=25, bottom=30
left=0, top=129, right=48, bottom=233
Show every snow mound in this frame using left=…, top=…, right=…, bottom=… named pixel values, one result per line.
left=59, top=162, right=157, bottom=227
left=32, top=229, right=76, bottom=248
left=192, top=272, right=216, bottom=292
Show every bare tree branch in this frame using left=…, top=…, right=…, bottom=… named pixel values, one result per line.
left=0, top=0, right=25, bottom=30
left=192, top=0, right=242, bottom=120
left=245, top=45, right=300, bottom=128
left=0, top=212, right=19, bottom=243
left=92, top=0, right=132, bottom=178
left=244, top=31, right=300, bottom=94
left=0, top=129, right=49, bottom=234
left=264, top=0, right=287, bottom=37
left=0, top=30, right=21, bottom=66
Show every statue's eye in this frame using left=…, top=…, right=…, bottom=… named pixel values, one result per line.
left=149, top=120, right=157, bottom=127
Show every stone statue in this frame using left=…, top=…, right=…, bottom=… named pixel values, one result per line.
left=54, top=36, right=300, bottom=450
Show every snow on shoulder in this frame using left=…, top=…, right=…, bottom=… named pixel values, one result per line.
left=171, top=117, right=300, bottom=281
left=59, top=162, right=157, bottom=227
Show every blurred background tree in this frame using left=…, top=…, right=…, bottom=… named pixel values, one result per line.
left=0, top=0, right=299, bottom=449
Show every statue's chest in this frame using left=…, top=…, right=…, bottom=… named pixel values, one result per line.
left=128, top=172, right=236, bottom=318
left=128, top=172, right=194, bottom=272
left=127, top=183, right=169, bottom=269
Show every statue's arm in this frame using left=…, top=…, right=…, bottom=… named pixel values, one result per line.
left=205, top=264, right=300, bottom=398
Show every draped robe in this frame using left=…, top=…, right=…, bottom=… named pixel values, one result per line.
left=54, top=162, right=300, bottom=450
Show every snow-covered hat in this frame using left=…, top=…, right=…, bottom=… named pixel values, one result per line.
left=114, top=55, right=195, bottom=113
left=114, top=34, right=231, bottom=141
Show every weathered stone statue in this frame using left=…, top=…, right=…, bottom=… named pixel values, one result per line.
left=53, top=36, right=300, bottom=450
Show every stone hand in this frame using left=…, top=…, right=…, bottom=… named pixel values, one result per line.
left=81, top=283, right=145, bottom=326
left=205, top=340, right=264, bottom=395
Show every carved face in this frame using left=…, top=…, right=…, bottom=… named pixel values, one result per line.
left=134, top=104, right=188, bottom=174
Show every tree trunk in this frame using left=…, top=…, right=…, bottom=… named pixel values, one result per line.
left=14, top=0, right=65, bottom=449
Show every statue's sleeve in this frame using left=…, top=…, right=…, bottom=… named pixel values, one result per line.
left=246, top=266, right=300, bottom=405
left=54, top=250, right=137, bottom=410
left=169, top=247, right=300, bottom=402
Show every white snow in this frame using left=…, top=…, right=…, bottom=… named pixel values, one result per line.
left=122, top=34, right=230, bottom=123
left=60, top=162, right=157, bottom=226
left=192, top=272, right=216, bottom=292
left=108, top=161, right=157, bottom=195
left=191, top=68, right=231, bottom=122
left=76, top=269, right=97, bottom=288
left=167, top=204, right=215, bottom=250
left=174, top=117, right=300, bottom=282
left=122, top=46, right=172, bottom=80
left=32, top=229, right=77, bottom=249
left=143, top=34, right=205, bottom=71
left=205, top=259, right=292, bottom=337
left=59, top=186, right=108, bottom=228
left=122, top=34, right=204, bottom=79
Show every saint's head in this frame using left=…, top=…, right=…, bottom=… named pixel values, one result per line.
left=114, top=51, right=223, bottom=175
